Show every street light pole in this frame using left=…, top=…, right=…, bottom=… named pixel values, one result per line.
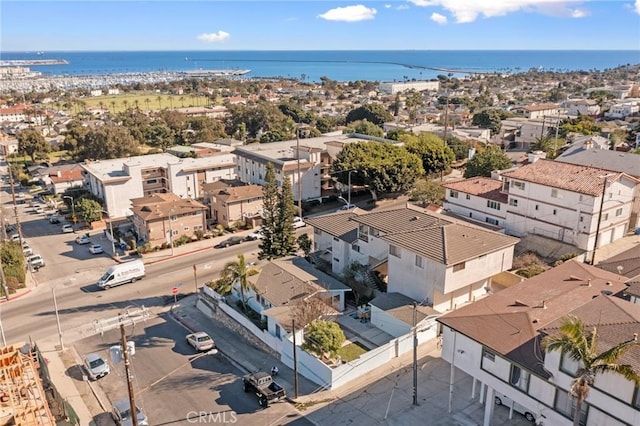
left=102, top=210, right=116, bottom=257
left=52, top=288, right=64, bottom=350
left=63, top=195, right=75, bottom=231
left=296, top=127, right=302, bottom=218
left=412, top=302, right=418, bottom=406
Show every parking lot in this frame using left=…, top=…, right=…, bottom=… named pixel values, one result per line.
left=3, top=191, right=115, bottom=283
left=72, top=315, right=307, bottom=425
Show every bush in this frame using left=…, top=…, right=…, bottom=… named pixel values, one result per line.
left=512, top=252, right=542, bottom=270
left=516, top=264, right=545, bottom=278
left=302, top=320, right=346, bottom=357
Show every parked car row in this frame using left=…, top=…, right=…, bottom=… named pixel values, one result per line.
left=216, top=217, right=306, bottom=248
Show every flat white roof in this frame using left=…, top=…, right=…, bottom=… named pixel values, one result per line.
left=82, top=153, right=179, bottom=181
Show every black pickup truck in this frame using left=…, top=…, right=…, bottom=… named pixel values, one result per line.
left=242, top=372, right=286, bottom=407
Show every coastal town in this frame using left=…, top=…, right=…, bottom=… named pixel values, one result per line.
left=0, top=60, right=639, bottom=426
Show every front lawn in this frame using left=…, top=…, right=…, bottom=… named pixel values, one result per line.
left=338, top=341, right=369, bottom=362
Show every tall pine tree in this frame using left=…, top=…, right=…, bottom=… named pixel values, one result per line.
left=258, top=162, right=297, bottom=259
left=259, top=162, right=278, bottom=260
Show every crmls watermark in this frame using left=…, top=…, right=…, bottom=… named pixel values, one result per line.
left=186, top=411, right=238, bottom=424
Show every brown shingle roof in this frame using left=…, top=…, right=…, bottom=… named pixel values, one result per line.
left=437, top=261, right=628, bottom=372
left=383, top=221, right=519, bottom=265
left=502, top=159, right=624, bottom=196
left=210, top=185, right=263, bottom=202
left=540, top=296, right=640, bottom=371
left=442, top=177, right=507, bottom=203
left=131, top=193, right=207, bottom=220
left=520, top=103, right=559, bottom=112
left=304, top=211, right=361, bottom=243
left=252, top=262, right=324, bottom=307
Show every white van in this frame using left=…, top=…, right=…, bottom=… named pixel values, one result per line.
left=97, top=259, right=145, bottom=290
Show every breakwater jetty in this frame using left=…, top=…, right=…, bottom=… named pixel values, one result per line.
left=0, top=59, right=68, bottom=66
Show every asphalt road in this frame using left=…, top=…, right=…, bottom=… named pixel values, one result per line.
left=73, top=315, right=308, bottom=426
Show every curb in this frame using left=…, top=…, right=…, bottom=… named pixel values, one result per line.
left=144, top=245, right=212, bottom=266
left=0, top=288, right=32, bottom=303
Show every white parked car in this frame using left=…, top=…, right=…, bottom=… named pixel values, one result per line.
left=88, top=244, right=103, bottom=254
left=111, top=398, right=148, bottom=426
left=246, top=228, right=264, bottom=241
left=494, top=392, right=536, bottom=422
left=61, top=224, right=74, bottom=233
left=186, top=332, right=216, bottom=352
left=84, top=353, right=110, bottom=380
left=336, top=204, right=357, bottom=212
left=27, top=254, right=45, bottom=270
left=75, top=235, right=90, bottom=245
left=22, top=245, right=33, bottom=256
left=293, top=216, right=306, bottom=228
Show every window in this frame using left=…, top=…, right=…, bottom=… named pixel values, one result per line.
left=509, top=199, right=518, bottom=207
left=482, top=348, right=495, bottom=362
left=449, top=190, right=459, bottom=198
left=183, top=226, right=190, bottom=231
left=453, top=262, right=465, bottom=272
left=486, top=217, right=499, bottom=226
left=580, top=216, right=584, bottom=222
left=510, top=365, right=529, bottom=392
left=389, top=245, right=400, bottom=258
left=513, top=181, right=526, bottom=190
left=466, top=194, right=471, bottom=200
left=359, top=224, right=369, bottom=242
left=146, top=179, right=157, bottom=184
left=603, top=213, right=609, bottom=221
left=535, top=204, right=539, bottom=211
left=351, top=244, right=360, bottom=252
left=553, top=209, right=557, bottom=215
left=170, top=215, right=177, bottom=221
left=415, top=255, right=424, bottom=268
left=172, top=230, right=179, bottom=236
left=487, top=200, right=501, bottom=210
left=555, top=389, right=587, bottom=425
left=615, top=208, right=623, bottom=217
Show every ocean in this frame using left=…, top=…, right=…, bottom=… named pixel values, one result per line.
left=1, top=50, right=639, bottom=82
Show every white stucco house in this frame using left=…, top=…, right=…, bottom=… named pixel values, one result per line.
left=443, top=158, right=640, bottom=254
left=232, top=257, right=350, bottom=339
left=437, top=260, right=639, bottom=426
left=306, top=205, right=520, bottom=313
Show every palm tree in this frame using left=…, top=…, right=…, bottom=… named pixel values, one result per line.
left=144, top=98, right=151, bottom=111
left=219, top=254, right=253, bottom=311
left=542, top=316, right=639, bottom=426
left=156, top=96, right=162, bottom=109
left=179, top=96, right=185, bottom=107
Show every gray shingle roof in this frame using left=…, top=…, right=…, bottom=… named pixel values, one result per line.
left=556, top=148, right=640, bottom=178
left=370, top=292, right=439, bottom=326
left=304, top=211, right=360, bottom=243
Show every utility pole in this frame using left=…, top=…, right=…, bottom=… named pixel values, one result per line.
left=121, top=320, right=138, bottom=426
left=7, top=162, right=24, bottom=249
left=412, top=303, right=418, bottom=406
left=0, top=253, right=9, bottom=302
left=443, top=94, right=449, bottom=142
left=193, top=264, right=198, bottom=294
left=292, top=319, right=299, bottom=399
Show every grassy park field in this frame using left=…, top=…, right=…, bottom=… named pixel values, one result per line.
left=80, top=93, right=211, bottom=113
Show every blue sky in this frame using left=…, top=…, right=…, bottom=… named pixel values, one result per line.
left=2, top=1, right=640, bottom=51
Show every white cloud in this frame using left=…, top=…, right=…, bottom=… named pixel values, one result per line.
left=397, top=4, right=410, bottom=10
left=430, top=12, right=448, bottom=24
left=385, top=4, right=392, bottom=8
left=635, top=0, right=640, bottom=14
left=196, top=31, right=230, bottom=43
left=408, top=0, right=588, bottom=23
left=318, top=5, right=377, bottom=22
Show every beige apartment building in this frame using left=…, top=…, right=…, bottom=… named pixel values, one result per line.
left=130, top=192, right=207, bottom=247
left=202, top=179, right=264, bottom=228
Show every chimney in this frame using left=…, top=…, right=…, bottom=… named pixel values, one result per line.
left=57, top=170, right=62, bottom=178
left=542, top=300, right=547, bottom=309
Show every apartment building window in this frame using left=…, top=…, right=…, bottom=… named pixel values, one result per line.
left=449, top=190, right=459, bottom=198
left=555, top=390, right=587, bottom=425
left=146, top=179, right=157, bottom=184
left=615, top=208, right=623, bottom=217
left=553, top=209, right=557, bottom=215
left=513, top=181, right=525, bottom=190
left=389, top=245, right=400, bottom=258
left=453, top=262, right=465, bottom=272
left=486, top=217, right=499, bottom=226
left=510, top=365, right=529, bottom=392
left=183, top=226, right=190, bottom=231
left=487, top=200, right=501, bottom=210
left=535, top=204, right=539, bottom=211
left=359, top=224, right=369, bottom=242
left=465, top=194, right=470, bottom=200
left=580, top=216, right=584, bottom=222
left=603, top=213, right=609, bottom=221
left=415, top=255, right=424, bottom=269
left=509, top=199, right=518, bottom=207
left=351, top=243, right=360, bottom=253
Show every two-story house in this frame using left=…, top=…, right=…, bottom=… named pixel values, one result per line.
left=306, top=205, right=520, bottom=313
left=514, top=103, right=562, bottom=119
left=443, top=159, right=640, bottom=254
left=130, top=192, right=207, bottom=246
left=437, top=260, right=638, bottom=426
left=202, top=179, right=264, bottom=227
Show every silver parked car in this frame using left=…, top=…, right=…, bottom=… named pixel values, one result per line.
left=111, top=398, right=148, bottom=426
left=84, top=353, right=110, bottom=380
